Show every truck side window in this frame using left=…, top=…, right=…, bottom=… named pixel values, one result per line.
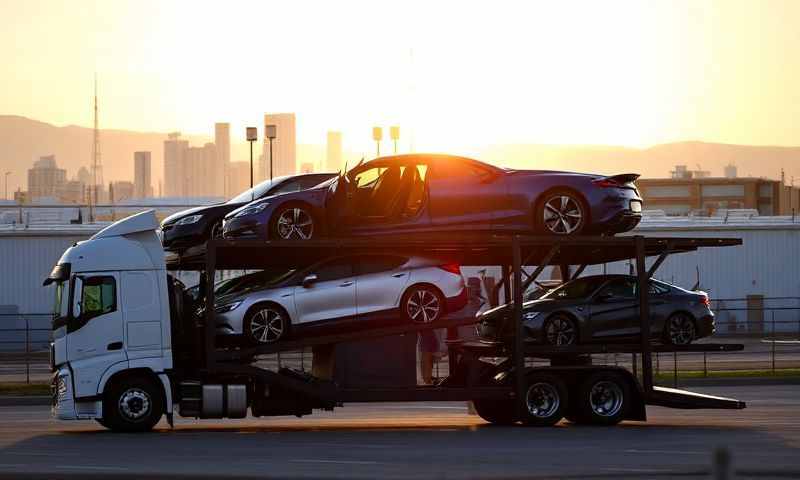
left=81, top=276, right=117, bottom=320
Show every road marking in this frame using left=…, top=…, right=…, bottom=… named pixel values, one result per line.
left=624, top=449, right=705, bottom=455
left=291, top=459, right=383, bottom=465
left=57, top=465, right=129, bottom=471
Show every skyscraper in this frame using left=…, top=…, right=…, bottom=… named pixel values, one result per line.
left=164, top=133, right=188, bottom=197
left=133, top=151, right=152, bottom=198
left=215, top=123, right=230, bottom=197
left=27, top=155, right=66, bottom=199
left=262, top=113, right=296, bottom=180
left=326, top=131, right=343, bottom=172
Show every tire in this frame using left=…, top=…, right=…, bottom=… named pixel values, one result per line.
left=542, top=314, right=578, bottom=346
left=664, top=312, right=696, bottom=345
left=535, top=189, right=588, bottom=235
left=244, top=303, right=290, bottom=345
left=473, top=399, right=517, bottom=425
left=520, top=373, right=568, bottom=426
left=402, top=285, right=445, bottom=324
left=270, top=204, right=315, bottom=240
left=102, top=375, right=164, bottom=432
left=575, top=371, right=630, bottom=426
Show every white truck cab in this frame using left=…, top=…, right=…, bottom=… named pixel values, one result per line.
left=48, top=211, right=174, bottom=431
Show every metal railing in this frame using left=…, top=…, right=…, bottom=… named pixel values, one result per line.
left=3, top=299, right=799, bottom=385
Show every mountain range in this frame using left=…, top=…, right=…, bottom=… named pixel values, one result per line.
left=1, top=115, right=798, bottom=197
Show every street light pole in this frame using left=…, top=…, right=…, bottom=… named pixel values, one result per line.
left=4, top=172, right=10, bottom=201
left=372, top=126, right=383, bottom=157
left=246, top=127, right=258, bottom=201
left=266, top=124, right=277, bottom=183
left=390, top=126, right=400, bottom=154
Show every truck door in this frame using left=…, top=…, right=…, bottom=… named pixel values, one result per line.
left=67, top=273, right=127, bottom=398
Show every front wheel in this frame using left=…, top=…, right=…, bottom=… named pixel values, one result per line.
left=271, top=205, right=315, bottom=240
left=542, top=314, right=578, bottom=346
left=244, top=304, right=289, bottom=344
left=402, top=285, right=444, bottom=324
left=102, top=376, right=164, bottom=432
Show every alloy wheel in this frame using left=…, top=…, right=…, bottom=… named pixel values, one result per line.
left=668, top=314, right=695, bottom=345
left=118, top=387, right=152, bottom=422
left=543, top=195, right=584, bottom=235
left=526, top=382, right=560, bottom=418
left=406, top=289, right=441, bottom=324
left=588, top=380, right=624, bottom=417
left=276, top=208, right=314, bottom=240
left=544, top=316, right=577, bottom=345
left=249, top=308, right=286, bottom=343
left=210, top=221, right=223, bottom=239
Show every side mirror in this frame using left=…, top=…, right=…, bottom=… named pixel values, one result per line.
left=72, top=276, right=83, bottom=317
left=302, top=274, right=318, bottom=288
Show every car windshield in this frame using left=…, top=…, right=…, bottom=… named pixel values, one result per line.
left=541, top=277, right=610, bottom=300
left=227, top=176, right=291, bottom=204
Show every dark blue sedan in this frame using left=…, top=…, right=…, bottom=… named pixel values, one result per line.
left=222, top=154, right=643, bottom=241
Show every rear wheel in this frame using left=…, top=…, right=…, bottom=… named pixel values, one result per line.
left=520, top=373, right=567, bottom=426
left=575, top=371, right=629, bottom=426
left=542, top=314, right=578, bottom=346
left=664, top=313, right=696, bottom=345
left=102, top=375, right=164, bottom=432
left=402, top=285, right=444, bottom=324
left=536, top=190, right=587, bottom=235
left=473, top=399, right=517, bottom=425
left=244, top=304, right=289, bottom=344
left=271, top=204, right=315, bottom=240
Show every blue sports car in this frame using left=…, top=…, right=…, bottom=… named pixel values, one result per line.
left=222, top=154, right=642, bottom=241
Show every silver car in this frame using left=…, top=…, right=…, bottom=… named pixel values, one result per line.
left=212, top=254, right=468, bottom=344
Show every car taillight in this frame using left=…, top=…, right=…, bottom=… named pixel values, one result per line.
left=592, top=178, right=621, bottom=188
left=438, top=263, right=461, bottom=275
left=700, top=295, right=710, bottom=307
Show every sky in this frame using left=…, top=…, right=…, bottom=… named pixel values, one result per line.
left=1, top=0, right=799, bottom=156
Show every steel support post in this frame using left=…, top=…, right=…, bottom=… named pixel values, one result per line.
left=204, top=240, right=217, bottom=369
left=635, top=236, right=654, bottom=393
left=512, top=236, right=526, bottom=420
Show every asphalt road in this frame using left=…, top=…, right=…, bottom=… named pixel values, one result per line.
left=0, top=385, right=798, bottom=479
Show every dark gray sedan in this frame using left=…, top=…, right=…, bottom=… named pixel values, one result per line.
left=477, top=274, right=714, bottom=345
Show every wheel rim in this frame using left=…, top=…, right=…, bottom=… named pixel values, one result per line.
left=668, top=315, right=695, bottom=345
left=545, top=317, right=576, bottom=345
left=543, top=195, right=583, bottom=235
left=526, top=382, right=560, bottom=418
left=249, top=308, right=285, bottom=343
left=210, top=221, right=223, bottom=239
left=118, top=387, right=151, bottom=422
left=406, top=289, right=441, bottom=324
left=276, top=208, right=314, bottom=240
left=589, top=381, right=624, bottom=417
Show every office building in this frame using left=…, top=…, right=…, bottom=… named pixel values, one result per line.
left=300, top=162, right=314, bottom=174
left=27, top=155, right=66, bottom=199
left=326, top=131, right=343, bottom=172
left=164, top=133, right=189, bottom=197
left=133, top=151, right=152, bottom=198
left=215, top=123, right=230, bottom=197
left=228, top=161, right=251, bottom=197
left=110, top=181, right=135, bottom=203
left=262, top=113, right=296, bottom=180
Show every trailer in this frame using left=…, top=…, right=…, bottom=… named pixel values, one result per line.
left=49, top=211, right=745, bottom=431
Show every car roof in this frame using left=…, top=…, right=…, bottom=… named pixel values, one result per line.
left=359, top=153, right=501, bottom=171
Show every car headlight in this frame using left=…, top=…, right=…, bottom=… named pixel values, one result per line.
left=175, top=215, right=203, bottom=225
left=214, top=301, right=242, bottom=313
left=523, top=311, right=541, bottom=321
left=234, top=203, right=269, bottom=218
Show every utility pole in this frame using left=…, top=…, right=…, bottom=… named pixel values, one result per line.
left=265, top=124, right=277, bottom=183
left=246, top=127, right=257, bottom=200
left=4, top=172, right=10, bottom=201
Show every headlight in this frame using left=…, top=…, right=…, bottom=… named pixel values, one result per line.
left=523, top=311, right=541, bottom=321
left=175, top=215, right=202, bottom=225
left=215, top=301, right=242, bottom=313
left=234, top=203, right=269, bottom=218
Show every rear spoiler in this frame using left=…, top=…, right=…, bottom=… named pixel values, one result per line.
left=605, top=173, right=640, bottom=184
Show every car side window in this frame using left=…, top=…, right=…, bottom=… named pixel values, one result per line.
left=313, top=258, right=354, bottom=282
left=298, top=175, right=329, bottom=189
left=358, top=255, right=407, bottom=275
left=597, top=278, right=636, bottom=299
left=268, top=180, right=302, bottom=196
left=81, top=276, right=117, bottom=320
left=430, top=161, right=489, bottom=181
left=649, top=281, right=670, bottom=295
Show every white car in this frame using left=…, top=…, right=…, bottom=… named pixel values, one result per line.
left=212, top=254, right=468, bottom=344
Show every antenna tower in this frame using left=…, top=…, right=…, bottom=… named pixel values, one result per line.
left=90, top=75, right=103, bottom=217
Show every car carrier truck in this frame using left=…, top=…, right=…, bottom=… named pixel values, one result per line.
left=48, top=210, right=746, bottom=432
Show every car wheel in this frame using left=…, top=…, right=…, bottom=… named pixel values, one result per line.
left=244, top=304, right=289, bottom=344
left=209, top=220, right=223, bottom=240
left=521, top=373, right=567, bottom=426
left=402, top=285, right=444, bottom=324
left=536, top=190, right=587, bottom=235
left=103, top=375, right=164, bottom=432
left=664, top=313, right=696, bottom=345
left=271, top=205, right=315, bottom=240
left=542, top=314, right=578, bottom=346
left=575, top=371, right=629, bottom=426
left=472, top=399, right=517, bottom=425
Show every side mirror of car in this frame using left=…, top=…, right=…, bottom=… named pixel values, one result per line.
left=302, top=274, right=318, bottom=288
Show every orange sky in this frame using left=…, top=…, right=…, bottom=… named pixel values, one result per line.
left=1, top=0, right=799, bottom=156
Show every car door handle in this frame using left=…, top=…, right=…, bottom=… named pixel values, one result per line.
left=391, top=273, right=406, bottom=278
left=339, top=281, right=354, bottom=287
